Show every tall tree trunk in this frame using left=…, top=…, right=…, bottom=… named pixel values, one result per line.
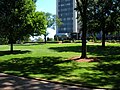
left=44, top=35, right=47, bottom=44
left=101, top=19, right=105, bottom=47
left=81, top=6, right=87, bottom=58
left=81, top=26, right=87, bottom=58
left=102, top=29, right=105, bottom=47
left=9, top=36, right=14, bottom=53
left=76, top=0, right=88, bottom=58
left=10, top=41, right=13, bottom=53
left=9, top=30, right=14, bottom=53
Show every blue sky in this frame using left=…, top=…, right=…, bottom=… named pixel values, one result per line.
left=36, top=0, right=56, bottom=14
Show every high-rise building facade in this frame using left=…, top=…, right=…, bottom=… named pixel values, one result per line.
left=56, top=0, right=78, bottom=37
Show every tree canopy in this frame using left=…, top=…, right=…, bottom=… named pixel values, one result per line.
left=75, top=0, right=120, bottom=58
left=43, top=12, right=62, bottom=43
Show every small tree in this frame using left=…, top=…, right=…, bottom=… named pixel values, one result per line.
left=44, top=12, right=62, bottom=43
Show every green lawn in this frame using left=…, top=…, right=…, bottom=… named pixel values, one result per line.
left=0, top=42, right=120, bottom=89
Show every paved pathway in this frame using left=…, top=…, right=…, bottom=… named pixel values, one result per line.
left=0, top=73, right=105, bottom=90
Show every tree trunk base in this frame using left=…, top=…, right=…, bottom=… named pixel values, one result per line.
left=69, top=56, right=100, bottom=62
left=80, top=56, right=87, bottom=59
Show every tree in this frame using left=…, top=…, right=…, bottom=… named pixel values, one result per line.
left=19, top=11, right=47, bottom=43
left=93, top=0, right=120, bottom=47
left=44, top=12, right=62, bottom=43
left=44, top=13, right=54, bottom=43
left=81, top=0, right=120, bottom=46
left=26, top=11, right=47, bottom=36
left=0, top=0, right=35, bottom=52
left=75, top=0, right=88, bottom=58
left=0, top=0, right=46, bottom=52
left=75, top=0, right=120, bottom=58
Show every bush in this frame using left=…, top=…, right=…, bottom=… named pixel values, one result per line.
left=74, top=40, right=82, bottom=43
left=62, top=40, right=71, bottom=43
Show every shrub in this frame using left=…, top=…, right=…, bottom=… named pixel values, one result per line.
left=74, top=40, right=82, bottom=43
left=62, top=40, right=71, bottom=43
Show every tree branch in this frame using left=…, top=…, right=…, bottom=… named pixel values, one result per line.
left=76, top=0, right=84, bottom=18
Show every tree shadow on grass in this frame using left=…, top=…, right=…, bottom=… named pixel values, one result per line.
left=0, top=56, right=97, bottom=88
left=49, top=45, right=120, bottom=56
left=0, top=57, right=73, bottom=80
left=0, top=50, right=31, bottom=56
left=75, top=56, right=120, bottom=89
left=0, top=56, right=120, bottom=89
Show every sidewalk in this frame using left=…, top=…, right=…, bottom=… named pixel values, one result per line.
left=0, top=73, right=104, bottom=90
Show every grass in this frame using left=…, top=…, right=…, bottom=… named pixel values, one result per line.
left=0, top=42, right=120, bottom=89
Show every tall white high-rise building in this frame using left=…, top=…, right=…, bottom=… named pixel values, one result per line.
left=56, top=0, right=78, bottom=38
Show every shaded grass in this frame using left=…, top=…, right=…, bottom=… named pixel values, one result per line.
left=49, top=43, right=120, bottom=57
left=0, top=50, right=31, bottom=56
left=0, top=56, right=97, bottom=88
left=0, top=43, right=120, bottom=89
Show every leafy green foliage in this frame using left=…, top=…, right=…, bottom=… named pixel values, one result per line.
left=94, top=0, right=120, bottom=46
left=43, top=12, right=62, bottom=43
left=95, top=0, right=120, bottom=33
left=0, top=0, right=47, bottom=51
left=0, top=0, right=35, bottom=42
left=76, top=0, right=120, bottom=47
left=26, top=11, right=47, bottom=36
left=44, top=12, right=62, bottom=28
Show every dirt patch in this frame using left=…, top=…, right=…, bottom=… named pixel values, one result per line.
left=69, top=56, right=100, bottom=62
